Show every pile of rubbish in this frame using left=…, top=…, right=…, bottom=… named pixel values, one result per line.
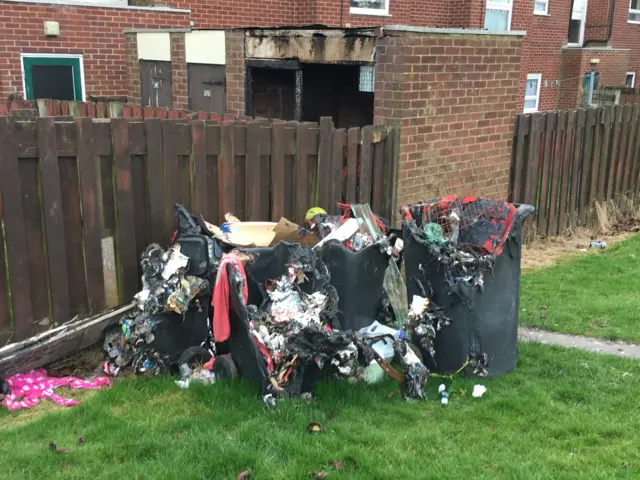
left=104, top=206, right=219, bottom=376
left=1, top=196, right=533, bottom=412
left=96, top=202, right=445, bottom=405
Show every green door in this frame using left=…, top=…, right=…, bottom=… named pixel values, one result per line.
left=22, top=56, right=83, bottom=101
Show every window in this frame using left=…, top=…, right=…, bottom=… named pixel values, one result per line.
left=21, top=54, right=85, bottom=101
left=626, top=72, right=636, bottom=88
left=568, top=0, right=587, bottom=46
left=524, top=74, right=542, bottom=113
left=485, top=0, right=513, bottom=31
left=359, top=66, right=375, bottom=92
left=630, top=0, right=640, bottom=23
left=350, top=0, right=389, bottom=16
left=534, top=0, right=549, bottom=15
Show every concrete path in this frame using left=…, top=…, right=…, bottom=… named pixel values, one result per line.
left=518, top=327, right=640, bottom=360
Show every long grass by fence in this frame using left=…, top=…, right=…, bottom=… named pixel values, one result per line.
left=510, top=105, right=640, bottom=236
left=0, top=116, right=399, bottom=343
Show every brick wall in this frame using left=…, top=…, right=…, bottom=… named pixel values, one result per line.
left=559, top=47, right=631, bottom=109
left=610, top=0, right=640, bottom=81
left=517, top=0, right=571, bottom=112
left=124, top=33, right=141, bottom=105
left=0, top=1, right=190, bottom=100
left=374, top=29, right=524, bottom=208
left=170, top=33, right=188, bottom=110
left=225, top=30, right=245, bottom=117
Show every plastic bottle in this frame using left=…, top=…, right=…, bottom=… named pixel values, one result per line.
left=438, top=384, right=449, bottom=407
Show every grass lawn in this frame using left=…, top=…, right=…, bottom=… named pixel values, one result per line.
left=1, top=342, right=640, bottom=480
left=520, top=233, right=640, bottom=342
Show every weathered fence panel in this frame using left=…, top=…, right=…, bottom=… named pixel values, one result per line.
left=510, top=105, right=640, bottom=236
left=0, top=116, right=399, bottom=342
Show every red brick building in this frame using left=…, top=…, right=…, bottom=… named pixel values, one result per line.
left=1, top=0, right=638, bottom=114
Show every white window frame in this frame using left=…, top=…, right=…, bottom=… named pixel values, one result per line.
left=485, top=0, right=513, bottom=31
left=20, top=53, right=86, bottom=102
left=534, top=0, right=549, bottom=15
left=629, top=0, right=640, bottom=24
left=626, top=72, right=636, bottom=88
left=350, top=0, right=390, bottom=16
left=524, top=74, right=542, bottom=113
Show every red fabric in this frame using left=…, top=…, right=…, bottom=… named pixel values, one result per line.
left=211, top=254, right=248, bottom=343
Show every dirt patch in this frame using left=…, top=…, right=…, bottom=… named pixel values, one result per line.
left=522, top=229, right=631, bottom=270
left=46, top=346, right=105, bottom=379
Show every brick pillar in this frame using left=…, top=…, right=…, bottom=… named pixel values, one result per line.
left=225, top=30, right=246, bottom=117
left=170, top=32, right=189, bottom=110
left=125, top=33, right=140, bottom=105
left=374, top=29, right=523, bottom=210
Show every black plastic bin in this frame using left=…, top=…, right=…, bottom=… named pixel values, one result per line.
left=403, top=203, right=534, bottom=377
left=318, top=242, right=388, bottom=331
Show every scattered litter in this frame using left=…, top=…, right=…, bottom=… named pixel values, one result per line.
left=1, top=369, right=110, bottom=411
left=237, top=471, right=252, bottom=480
left=77, top=436, right=85, bottom=446
left=175, top=365, right=216, bottom=389
left=472, top=384, right=487, bottom=398
left=311, top=472, right=328, bottom=479
left=589, top=240, right=606, bottom=249
left=438, top=384, right=449, bottom=407
left=307, top=421, right=324, bottom=433
left=331, top=460, right=344, bottom=472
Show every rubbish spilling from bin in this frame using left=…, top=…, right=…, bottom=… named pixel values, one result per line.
left=403, top=196, right=534, bottom=378
left=89, top=198, right=533, bottom=406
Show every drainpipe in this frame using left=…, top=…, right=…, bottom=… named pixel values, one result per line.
left=583, top=0, right=616, bottom=47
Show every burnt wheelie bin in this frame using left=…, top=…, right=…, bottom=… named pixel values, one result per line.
left=402, top=197, right=534, bottom=377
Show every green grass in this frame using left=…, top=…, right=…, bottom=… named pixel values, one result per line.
left=1, top=342, right=640, bottom=479
left=521, top=233, right=640, bottom=342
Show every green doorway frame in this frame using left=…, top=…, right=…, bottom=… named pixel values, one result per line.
left=21, top=54, right=85, bottom=101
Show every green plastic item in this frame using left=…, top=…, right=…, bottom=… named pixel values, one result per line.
left=423, top=223, right=445, bottom=246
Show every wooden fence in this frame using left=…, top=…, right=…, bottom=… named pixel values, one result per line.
left=0, top=116, right=399, bottom=343
left=0, top=99, right=249, bottom=122
left=510, top=104, right=640, bottom=236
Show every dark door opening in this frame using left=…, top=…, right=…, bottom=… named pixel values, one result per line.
left=249, top=67, right=297, bottom=120
left=188, top=64, right=226, bottom=113
left=301, top=64, right=373, bottom=128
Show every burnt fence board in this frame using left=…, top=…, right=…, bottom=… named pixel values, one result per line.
left=512, top=104, right=640, bottom=237
left=0, top=116, right=399, bottom=340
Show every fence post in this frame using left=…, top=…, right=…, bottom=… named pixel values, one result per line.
left=382, top=124, right=400, bottom=225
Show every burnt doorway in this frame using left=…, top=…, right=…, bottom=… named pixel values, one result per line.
left=140, top=60, right=172, bottom=108
left=246, top=60, right=301, bottom=120
left=22, top=55, right=84, bottom=101
left=301, top=63, right=373, bottom=128
left=188, top=64, right=226, bottom=113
